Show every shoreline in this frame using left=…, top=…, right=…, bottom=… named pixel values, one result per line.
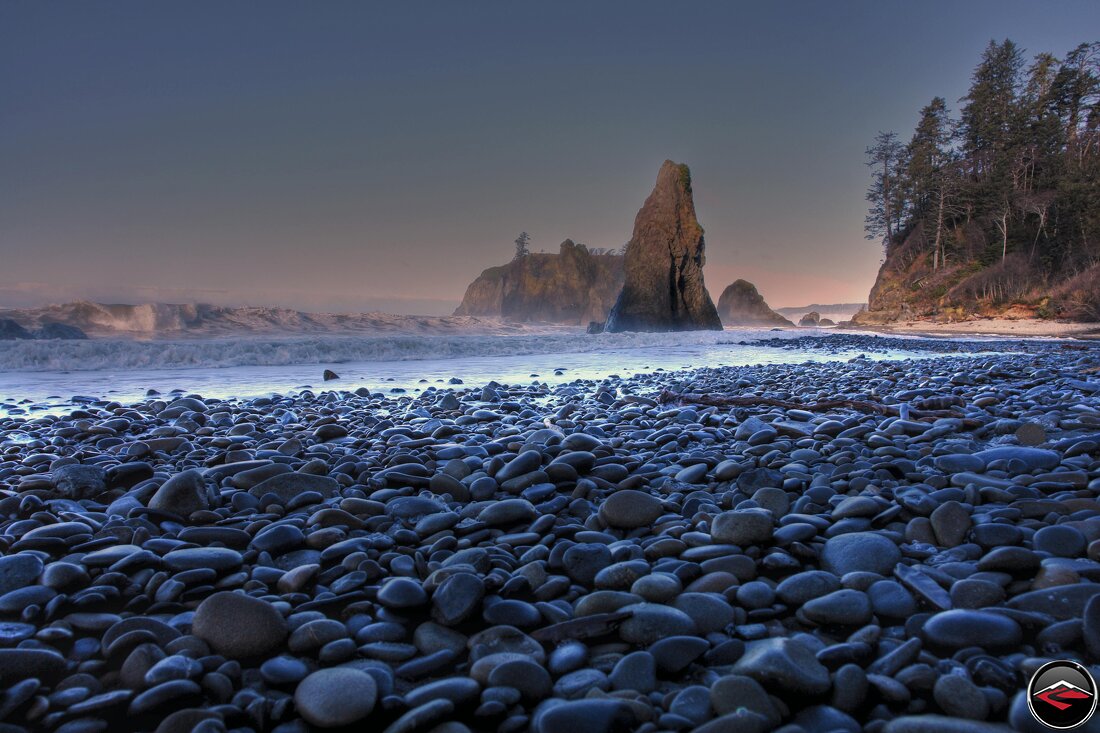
left=845, top=317, right=1100, bottom=339
left=1, top=334, right=1099, bottom=731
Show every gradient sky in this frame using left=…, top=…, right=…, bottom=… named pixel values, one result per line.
left=3, top=2, right=1098, bottom=314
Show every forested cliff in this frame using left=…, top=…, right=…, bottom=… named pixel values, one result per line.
left=454, top=240, right=624, bottom=325
left=855, top=39, right=1100, bottom=323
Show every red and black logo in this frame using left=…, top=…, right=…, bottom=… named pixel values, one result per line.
left=1028, top=660, right=1098, bottom=729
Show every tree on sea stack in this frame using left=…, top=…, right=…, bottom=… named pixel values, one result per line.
left=513, top=231, right=530, bottom=260
left=604, top=160, right=723, bottom=333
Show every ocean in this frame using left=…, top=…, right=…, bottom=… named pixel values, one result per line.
left=0, top=328, right=937, bottom=416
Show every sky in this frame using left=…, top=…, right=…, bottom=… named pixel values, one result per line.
left=3, top=2, right=1098, bottom=314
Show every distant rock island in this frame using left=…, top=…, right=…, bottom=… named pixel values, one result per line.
left=455, top=160, right=724, bottom=332
left=774, top=303, right=865, bottom=324
left=605, top=161, right=722, bottom=332
left=799, top=311, right=821, bottom=327
left=453, top=240, right=623, bottom=325
left=716, top=280, right=792, bottom=326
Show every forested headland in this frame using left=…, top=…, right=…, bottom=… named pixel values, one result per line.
left=856, top=40, right=1100, bottom=323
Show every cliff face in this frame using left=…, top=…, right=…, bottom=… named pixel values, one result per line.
left=453, top=240, right=624, bottom=324
left=605, top=161, right=722, bottom=333
left=853, top=221, right=957, bottom=324
left=851, top=218, right=1100, bottom=325
left=716, top=280, right=792, bottom=327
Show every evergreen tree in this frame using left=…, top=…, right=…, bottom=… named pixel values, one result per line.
left=1051, top=43, right=1100, bottom=262
left=959, top=39, right=1024, bottom=187
left=513, top=232, right=530, bottom=260
left=864, top=131, right=906, bottom=249
left=906, top=98, right=957, bottom=269
left=1020, top=52, right=1064, bottom=191
left=1052, top=42, right=1100, bottom=167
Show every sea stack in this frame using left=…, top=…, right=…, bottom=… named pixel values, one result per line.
left=799, top=311, right=821, bottom=327
left=454, top=240, right=623, bottom=325
left=716, top=279, right=793, bottom=327
left=604, top=161, right=722, bottom=333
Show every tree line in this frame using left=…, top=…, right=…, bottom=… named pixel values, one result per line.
left=865, top=39, right=1099, bottom=295
left=511, top=232, right=625, bottom=260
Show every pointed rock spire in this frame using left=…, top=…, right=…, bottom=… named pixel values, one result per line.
left=605, top=160, right=722, bottom=332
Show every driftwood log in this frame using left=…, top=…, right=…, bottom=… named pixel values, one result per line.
left=657, top=390, right=961, bottom=420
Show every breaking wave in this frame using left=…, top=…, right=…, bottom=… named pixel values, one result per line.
left=0, top=329, right=804, bottom=372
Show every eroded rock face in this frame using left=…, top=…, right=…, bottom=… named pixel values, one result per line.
left=454, top=240, right=623, bottom=325
left=717, top=280, right=792, bottom=327
left=799, top=311, right=821, bottom=327
left=605, top=161, right=722, bottom=333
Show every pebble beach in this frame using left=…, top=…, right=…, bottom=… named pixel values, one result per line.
left=2, top=333, right=1100, bottom=732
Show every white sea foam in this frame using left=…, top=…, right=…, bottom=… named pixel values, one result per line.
left=0, top=300, right=566, bottom=338
left=0, top=328, right=811, bottom=372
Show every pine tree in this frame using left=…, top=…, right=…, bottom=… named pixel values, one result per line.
left=864, top=131, right=907, bottom=250
left=1052, top=43, right=1100, bottom=168
left=1019, top=52, right=1064, bottom=192
left=513, top=232, right=530, bottom=260
left=1051, top=43, right=1100, bottom=263
left=959, top=40, right=1024, bottom=189
left=906, top=98, right=957, bottom=269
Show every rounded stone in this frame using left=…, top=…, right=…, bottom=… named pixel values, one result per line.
left=608, top=651, right=656, bottom=693
left=618, top=603, right=696, bottom=644
left=288, top=619, right=347, bottom=654
left=148, top=470, right=207, bottom=516
left=1034, top=525, right=1087, bottom=558
left=730, top=638, right=830, bottom=695
left=933, top=674, right=989, bottom=720
left=0, top=554, right=44, bottom=596
left=949, top=579, right=1004, bottom=609
left=710, top=674, right=780, bottom=725
left=294, top=668, right=377, bottom=728
left=0, top=649, right=66, bottom=686
left=625, top=572, right=678, bottom=603
left=495, top=450, right=543, bottom=483
left=260, top=655, right=310, bottom=686
left=922, top=610, right=1022, bottom=651
left=673, top=593, right=735, bottom=633
left=777, top=571, right=841, bottom=606
left=735, top=581, right=776, bottom=610
left=598, top=490, right=663, bottom=529
left=649, top=636, right=709, bottom=675
left=405, top=677, right=480, bottom=709
left=191, top=591, right=288, bottom=659
left=929, top=501, right=970, bottom=547
left=868, top=580, right=917, bottom=618
left=821, top=532, right=900, bottom=576
left=477, top=499, right=537, bottom=526
left=711, top=509, right=774, bottom=546
left=562, top=544, right=612, bottom=587
left=535, top=699, right=638, bottom=733
left=487, top=658, right=552, bottom=700
left=1083, top=594, right=1100, bottom=660
left=483, top=599, right=540, bottom=628
left=378, top=578, right=429, bottom=609
left=432, top=573, right=485, bottom=626
left=163, top=548, right=242, bottom=572
left=801, top=589, right=873, bottom=627
left=1014, top=423, right=1048, bottom=447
